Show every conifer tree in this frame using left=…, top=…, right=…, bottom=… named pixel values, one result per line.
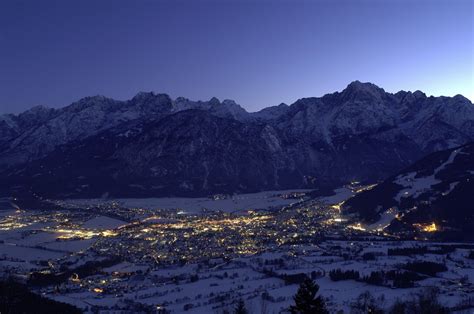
left=234, top=298, right=248, bottom=314
left=289, top=278, right=328, bottom=314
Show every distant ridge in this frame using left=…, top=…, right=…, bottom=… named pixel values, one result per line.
left=1, top=81, right=473, bottom=198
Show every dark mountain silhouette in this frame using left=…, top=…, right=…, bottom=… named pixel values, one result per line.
left=1, top=81, right=472, bottom=198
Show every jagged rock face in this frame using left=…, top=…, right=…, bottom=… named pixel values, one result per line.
left=1, top=111, right=297, bottom=197
left=0, top=81, right=473, bottom=197
left=251, top=103, right=289, bottom=120
left=0, top=115, right=20, bottom=143
left=343, top=142, right=474, bottom=240
left=113, top=111, right=293, bottom=195
left=276, top=82, right=474, bottom=153
left=0, top=94, right=250, bottom=168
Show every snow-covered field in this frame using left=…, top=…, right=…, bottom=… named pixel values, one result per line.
left=82, top=216, right=127, bottom=229
left=319, top=187, right=354, bottom=205
left=63, top=189, right=311, bottom=214
left=39, top=240, right=474, bottom=313
left=0, top=190, right=473, bottom=313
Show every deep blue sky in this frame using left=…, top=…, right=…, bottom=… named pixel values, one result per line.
left=0, top=0, right=472, bottom=114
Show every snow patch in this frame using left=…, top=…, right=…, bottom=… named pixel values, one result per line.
left=82, top=216, right=127, bottom=230
left=394, top=149, right=460, bottom=202
left=320, top=188, right=354, bottom=205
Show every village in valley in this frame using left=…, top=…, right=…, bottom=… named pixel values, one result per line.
left=1, top=185, right=473, bottom=313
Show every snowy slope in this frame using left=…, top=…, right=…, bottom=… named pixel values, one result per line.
left=343, top=142, right=474, bottom=240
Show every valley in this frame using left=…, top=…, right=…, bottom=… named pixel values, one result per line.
left=1, top=185, right=472, bottom=313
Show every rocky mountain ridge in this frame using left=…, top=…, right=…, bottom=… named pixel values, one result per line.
left=1, top=81, right=473, bottom=198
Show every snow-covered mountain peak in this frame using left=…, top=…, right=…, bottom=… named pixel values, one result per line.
left=23, top=104, right=52, bottom=113
left=345, top=80, right=385, bottom=93
left=66, top=95, right=119, bottom=113
left=17, top=105, right=57, bottom=126
left=131, top=91, right=172, bottom=103
left=209, top=98, right=250, bottom=121
left=341, top=80, right=386, bottom=102
left=130, top=92, right=173, bottom=114
left=452, top=94, right=472, bottom=104
left=175, top=96, right=189, bottom=103
left=0, top=114, right=18, bottom=129
left=412, top=90, right=426, bottom=99
left=222, top=99, right=237, bottom=106
left=251, top=103, right=289, bottom=120
left=208, top=97, right=221, bottom=106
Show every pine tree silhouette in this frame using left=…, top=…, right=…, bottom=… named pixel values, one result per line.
left=289, top=278, right=328, bottom=314
left=234, top=298, right=248, bottom=314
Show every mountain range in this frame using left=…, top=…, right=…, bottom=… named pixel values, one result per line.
left=1, top=81, right=473, bottom=198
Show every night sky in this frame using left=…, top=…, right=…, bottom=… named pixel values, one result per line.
left=0, top=0, right=472, bottom=114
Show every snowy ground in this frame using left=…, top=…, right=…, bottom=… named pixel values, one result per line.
left=63, top=189, right=311, bottom=214
left=0, top=190, right=473, bottom=313
left=319, top=187, right=354, bottom=205
left=39, top=240, right=474, bottom=314
left=81, top=216, right=127, bottom=229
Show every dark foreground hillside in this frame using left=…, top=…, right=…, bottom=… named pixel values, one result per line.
left=0, top=279, right=82, bottom=314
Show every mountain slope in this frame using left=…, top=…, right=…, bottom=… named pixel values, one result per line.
left=1, top=81, right=473, bottom=198
left=343, top=142, right=474, bottom=240
left=0, top=94, right=251, bottom=169
left=1, top=110, right=297, bottom=197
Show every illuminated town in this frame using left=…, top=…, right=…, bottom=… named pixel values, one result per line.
left=1, top=186, right=473, bottom=313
